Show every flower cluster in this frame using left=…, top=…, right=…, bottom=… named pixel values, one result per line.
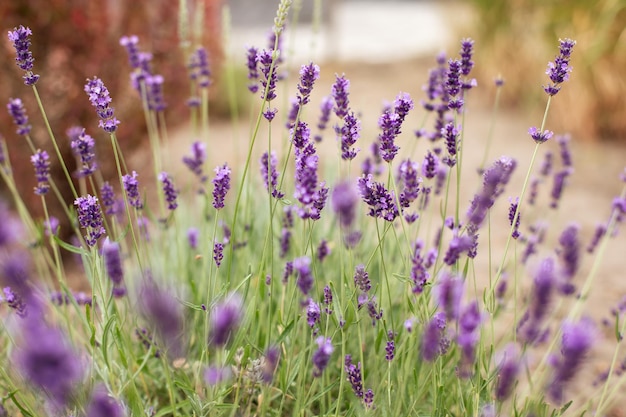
left=84, top=77, right=120, bottom=133
left=7, top=25, right=39, bottom=85
left=74, top=195, right=105, bottom=246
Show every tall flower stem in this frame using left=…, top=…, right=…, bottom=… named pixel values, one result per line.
left=31, top=85, right=78, bottom=199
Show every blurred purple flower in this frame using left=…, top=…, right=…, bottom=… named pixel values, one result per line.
left=70, top=129, right=98, bottom=177
left=7, top=98, right=31, bottom=136
left=158, top=171, right=178, bottom=211
left=86, top=385, right=126, bottom=417
left=122, top=171, right=142, bottom=209
left=139, top=280, right=184, bottom=357
left=331, top=74, right=350, bottom=119
left=30, top=149, right=50, bottom=195
left=209, top=292, right=243, bottom=347
left=312, top=337, right=333, bottom=377
left=8, top=26, right=39, bottom=85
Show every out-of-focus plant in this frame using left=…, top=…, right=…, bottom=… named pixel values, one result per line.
left=466, top=0, right=626, bottom=141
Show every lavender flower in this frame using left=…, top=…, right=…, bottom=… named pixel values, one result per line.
left=209, top=293, right=243, bottom=347
left=294, top=256, right=313, bottom=295
left=323, top=285, right=333, bottom=314
left=345, top=355, right=364, bottom=398
left=84, top=77, right=120, bottom=133
left=587, top=223, right=606, bottom=254
left=331, top=74, right=350, bottom=119
left=353, top=264, right=371, bottom=293
left=30, top=149, right=50, bottom=195
left=366, top=297, right=383, bottom=326
left=550, top=168, right=572, bottom=209
left=385, top=336, right=395, bottom=362
left=548, top=318, right=594, bottom=403
left=85, top=385, right=125, bottom=417
left=2, top=287, right=27, bottom=317
left=122, top=171, right=143, bottom=209
left=398, top=159, right=421, bottom=208
left=459, top=38, right=475, bottom=77
left=340, top=112, right=361, bottom=160
left=495, top=344, right=521, bottom=401
left=364, top=389, right=374, bottom=409
left=422, top=312, right=448, bottom=361
left=442, top=122, right=459, bottom=166
left=297, top=62, right=320, bottom=105
left=102, top=237, right=124, bottom=291
left=183, top=141, right=208, bottom=185
left=446, top=59, right=463, bottom=109
left=212, top=164, right=231, bottom=210
left=74, top=195, right=105, bottom=246
left=7, top=98, right=31, bottom=136
left=100, top=182, right=117, bottom=215
left=307, top=298, right=321, bottom=328
left=458, top=301, right=482, bottom=376
left=357, top=174, right=399, bottom=222
left=158, top=172, right=178, bottom=210
left=139, top=280, right=184, bottom=357
left=544, top=38, right=576, bottom=96
left=539, top=151, right=553, bottom=177
left=7, top=26, right=39, bottom=85
left=433, top=272, right=464, bottom=320
left=528, top=127, right=554, bottom=144
left=315, top=96, right=333, bottom=142
left=204, top=366, right=231, bottom=385
left=188, top=46, right=212, bottom=88
left=187, top=227, right=199, bottom=250
left=508, top=198, right=521, bottom=239
left=245, top=46, right=260, bottom=87
left=317, top=240, right=330, bottom=262
left=411, top=240, right=430, bottom=293
left=331, top=180, right=359, bottom=229
left=467, top=156, right=517, bottom=229
left=558, top=224, right=580, bottom=292
left=144, top=74, right=167, bottom=111
left=213, top=242, right=224, bottom=268
left=279, top=228, right=291, bottom=258
left=70, top=129, right=98, bottom=177
left=443, top=234, right=474, bottom=265
left=422, top=151, right=439, bottom=179
left=257, top=49, right=278, bottom=102
left=44, top=216, right=59, bottom=237
left=312, top=337, right=333, bottom=377
left=260, top=151, right=283, bottom=199
left=518, top=257, right=555, bottom=344
left=557, top=134, right=573, bottom=167
left=119, top=35, right=141, bottom=68
left=15, top=321, right=82, bottom=408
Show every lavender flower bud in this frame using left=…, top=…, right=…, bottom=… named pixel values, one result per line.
left=459, top=38, right=475, bottom=76
left=331, top=180, right=359, bottom=228
left=345, top=355, right=364, bottom=398
left=7, top=26, right=39, bottom=85
left=422, top=150, right=439, bottom=179
left=122, top=171, right=143, bottom=209
left=558, top=224, right=580, bottom=292
left=550, top=168, right=572, bottom=209
left=209, top=292, right=243, bottom=347
left=587, top=223, right=606, bottom=254
left=315, top=96, right=333, bottom=141
left=15, top=321, right=82, bottom=408
left=411, top=240, right=430, bottom=293
left=187, top=227, right=199, bottom=250
left=331, top=74, right=350, bottom=119
left=158, top=172, right=178, bottom=210
left=7, top=98, right=31, bottom=136
left=70, top=129, right=98, bottom=177
left=433, top=272, right=464, bottom=320
left=213, top=242, right=224, bottom=268
left=357, top=174, right=399, bottom=222
left=443, top=234, right=474, bottom=265
left=312, top=337, right=333, bottom=377
left=294, top=256, right=313, bottom=295
left=508, top=197, right=521, bottom=239
left=119, top=35, right=141, bottom=68
left=260, top=151, right=283, bottom=199
left=102, top=238, right=124, bottom=286
left=422, top=311, right=447, bottom=361
left=85, top=385, right=125, bottom=417
left=204, top=366, right=231, bottom=385
left=353, top=264, right=371, bottom=293
left=30, top=149, right=50, bottom=195
left=74, top=195, right=105, bottom=246
left=188, top=46, right=212, bottom=88
left=317, top=239, right=330, bottom=262
left=279, top=228, right=291, bottom=258
left=100, top=182, right=117, bottom=216
left=257, top=49, right=278, bottom=102
left=340, top=111, right=361, bottom=160
left=139, top=280, right=184, bottom=357
left=212, top=164, right=231, bottom=210
left=297, top=62, right=320, bottom=105
left=306, top=298, right=321, bottom=329
left=539, top=151, right=553, bottom=177
left=495, top=344, right=520, bottom=401
left=323, top=285, right=333, bottom=314
left=442, top=122, right=459, bottom=167
left=557, top=134, right=573, bottom=168
left=518, top=257, right=555, bottom=344
left=2, top=287, right=27, bottom=317
left=183, top=141, right=208, bottom=185
left=84, top=77, right=120, bottom=133
left=547, top=318, right=594, bottom=403
left=544, top=38, right=576, bottom=96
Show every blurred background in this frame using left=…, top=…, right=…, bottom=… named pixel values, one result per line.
left=1, top=0, right=625, bottom=226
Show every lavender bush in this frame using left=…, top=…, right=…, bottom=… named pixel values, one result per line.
left=1, top=2, right=625, bottom=416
